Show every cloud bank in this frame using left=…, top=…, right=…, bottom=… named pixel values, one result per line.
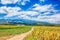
left=0, top=0, right=60, bottom=24
left=1, top=0, right=30, bottom=5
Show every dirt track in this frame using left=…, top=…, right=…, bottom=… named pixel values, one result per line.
left=7, top=27, right=34, bottom=40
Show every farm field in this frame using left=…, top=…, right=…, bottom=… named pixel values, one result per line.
left=0, top=25, right=60, bottom=40
left=0, top=25, right=32, bottom=40
left=24, top=26, right=60, bottom=40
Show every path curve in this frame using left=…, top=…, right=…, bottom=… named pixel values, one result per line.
left=7, top=27, right=34, bottom=40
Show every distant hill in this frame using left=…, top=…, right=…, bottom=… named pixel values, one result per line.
left=0, top=18, right=55, bottom=26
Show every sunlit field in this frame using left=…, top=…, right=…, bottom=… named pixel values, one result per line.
left=24, top=26, right=60, bottom=40
left=0, top=25, right=32, bottom=37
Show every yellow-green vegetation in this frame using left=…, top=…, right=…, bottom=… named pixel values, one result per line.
left=24, top=26, right=60, bottom=40
left=0, top=25, right=32, bottom=37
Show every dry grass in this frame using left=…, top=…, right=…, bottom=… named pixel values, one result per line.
left=24, top=26, right=60, bottom=40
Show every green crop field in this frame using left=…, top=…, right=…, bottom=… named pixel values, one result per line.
left=24, top=26, right=60, bottom=40
left=0, top=25, right=60, bottom=40
left=0, top=25, right=32, bottom=37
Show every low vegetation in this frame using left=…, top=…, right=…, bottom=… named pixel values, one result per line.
left=24, top=26, right=60, bottom=40
left=0, top=25, right=32, bottom=37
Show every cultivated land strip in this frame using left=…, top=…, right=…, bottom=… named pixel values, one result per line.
left=7, top=27, right=34, bottom=40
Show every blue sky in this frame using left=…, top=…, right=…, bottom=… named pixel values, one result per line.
left=0, top=0, right=60, bottom=24
left=0, top=0, right=60, bottom=10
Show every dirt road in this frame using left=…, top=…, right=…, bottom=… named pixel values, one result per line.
left=7, top=27, right=34, bottom=40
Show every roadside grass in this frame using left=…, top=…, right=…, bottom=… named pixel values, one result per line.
left=24, top=26, right=60, bottom=40
left=0, top=25, right=32, bottom=37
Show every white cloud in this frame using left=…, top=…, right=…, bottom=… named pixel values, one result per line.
left=18, top=11, right=39, bottom=19
left=32, top=4, right=58, bottom=15
left=0, top=8, right=6, bottom=14
left=30, top=4, right=60, bottom=24
left=21, top=0, right=30, bottom=5
left=1, top=0, right=30, bottom=5
left=32, top=4, right=53, bottom=12
left=1, top=0, right=19, bottom=4
left=0, top=3, right=60, bottom=24
left=36, top=14, right=60, bottom=24
left=9, top=10, right=60, bottom=24
left=18, top=0, right=30, bottom=5
left=32, top=4, right=56, bottom=12
left=0, top=6, right=21, bottom=17
left=5, top=11, right=39, bottom=18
